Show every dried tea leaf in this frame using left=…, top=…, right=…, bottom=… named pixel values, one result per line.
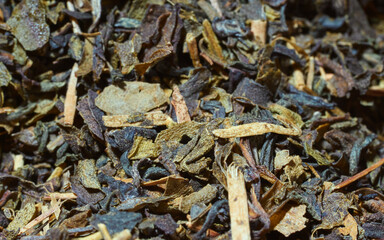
left=39, top=80, right=67, bottom=93
left=233, top=77, right=272, bottom=107
left=117, top=196, right=172, bottom=212
left=92, top=35, right=105, bottom=81
left=269, top=103, right=304, bottom=129
left=135, top=5, right=182, bottom=76
left=274, top=204, right=307, bottom=237
left=7, top=202, right=36, bottom=232
left=89, top=0, right=101, bottom=32
left=95, top=82, right=169, bottom=115
left=275, top=151, right=309, bottom=183
left=315, top=183, right=352, bottom=232
left=203, top=87, right=233, bottom=113
left=179, top=68, right=211, bottom=114
left=68, top=35, right=84, bottom=61
left=76, top=38, right=94, bottom=77
left=118, top=176, right=192, bottom=212
left=212, top=121, right=300, bottom=138
left=304, top=142, right=333, bottom=165
left=274, top=150, right=291, bottom=171
left=12, top=40, right=28, bottom=65
left=7, top=0, right=50, bottom=51
left=202, top=19, right=224, bottom=62
left=91, top=210, right=142, bottom=235
left=178, top=184, right=218, bottom=214
left=175, top=128, right=214, bottom=164
left=135, top=47, right=172, bottom=76
left=70, top=176, right=105, bottom=205
left=77, top=91, right=105, bottom=141
left=102, top=111, right=175, bottom=128
left=76, top=159, right=101, bottom=190
left=106, top=126, right=157, bottom=153
left=46, top=2, right=65, bottom=25
left=127, top=135, right=158, bottom=160
left=155, top=121, right=203, bottom=144
left=171, top=85, right=191, bottom=123
left=260, top=180, right=287, bottom=216
left=26, top=98, right=57, bottom=125
left=60, top=210, right=91, bottom=229
left=153, top=213, right=178, bottom=236
left=338, top=213, right=358, bottom=240
left=115, top=34, right=142, bottom=74
left=0, top=62, right=11, bottom=87
left=162, top=175, right=193, bottom=197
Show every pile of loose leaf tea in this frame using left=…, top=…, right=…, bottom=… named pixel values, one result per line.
left=1, top=0, right=384, bottom=239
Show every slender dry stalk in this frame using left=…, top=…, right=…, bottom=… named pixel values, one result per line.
left=227, top=164, right=251, bottom=240
left=42, top=193, right=77, bottom=201
left=64, top=63, right=79, bottom=126
left=335, top=157, right=384, bottom=190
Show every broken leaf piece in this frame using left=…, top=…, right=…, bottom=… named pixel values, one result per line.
left=178, top=184, right=218, bottom=214
left=274, top=150, right=309, bottom=183
left=202, top=19, right=224, bottom=62
left=102, top=111, right=175, bottom=128
left=77, top=90, right=105, bottom=141
left=274, top=204, right=307, bottom=237
left=76, top=159, right=101, bottom=190
left=127, top=135, right=158, bottom=160
left=7, top=0, right=50, bottom=51
left=171, top=85, right=191, bottom=123
left=212, top=121, right=300, bottom=138
left=313, top=182, right=352, bottom=236
left=0, top=62, right=11, bottom=87
left=269, top=103, right=304, bottom=129
left=76, top=38, right=94, bottom=77
left=7, top=202, right=36, bottom=232
left=95, top=82, right=169, bottom=115
left=338, top=213, right=358, bottom=240
left=91, top=210, right=142, bottom=235
left=304, top=142, right=333, bottom=165
left=115, top=34, right=142, bottom=74
left=71, top=176, right=105, bottom=205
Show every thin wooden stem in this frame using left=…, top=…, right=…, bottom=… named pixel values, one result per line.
left=335, top=158, right=384, bottom=190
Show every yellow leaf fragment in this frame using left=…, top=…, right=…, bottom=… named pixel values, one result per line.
left=112, top=229, right=132, bottom=240
left=250, top=19, right=267, bottom=45
left=102, top=111, right=175, bottom=128
left=202, top=19, right=224, bottom=62
left=274, top=150, right=310, bottom=183
left=338, top=213, right=357, bottom=240
left=212, top=121, right=300, bottom=138
left=274, top=204, right=307, bottom=237
left=127, top=135, right=158, bottom=160
left=269, top=103, right=304, bottom=129
left=186, top=33, right=202, bottom=68
left=7, top=202, right=36, bottom=233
